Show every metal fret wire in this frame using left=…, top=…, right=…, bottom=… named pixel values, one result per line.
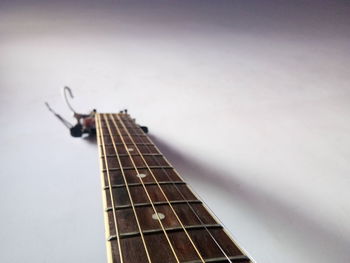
left=96, top=114, right=124, bottom=263
left=114, top=114, right=206, bottom=263
left=107, top=113, right=181, bottom=262
left=123, top=117, right=235, bottom=262
left=102, top=114, right=154, bottom=263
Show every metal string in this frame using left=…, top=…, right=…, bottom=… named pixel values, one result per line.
left=96, top=114, right=124, bottom=263
left=124, top=117, right=233, bottom=262
left=115, top=114, right=206, bottom=263
left=101, top=114, right=153, bottom=263
left=108, top=113, right=181, bottom=263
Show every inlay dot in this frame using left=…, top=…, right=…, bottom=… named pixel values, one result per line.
left=127, top=148, right=134, bottom=152
left=136, top=173, right=147, bottom=178
left=152, top=212, right=165, bottom=220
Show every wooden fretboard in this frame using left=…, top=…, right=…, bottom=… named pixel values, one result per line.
left=96, top=113, right=251, bottom=263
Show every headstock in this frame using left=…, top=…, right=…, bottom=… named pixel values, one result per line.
left=45, top=86, right=148, bottom=137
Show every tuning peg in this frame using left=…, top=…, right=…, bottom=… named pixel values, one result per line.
left=140, top=126, right=148, bottom=134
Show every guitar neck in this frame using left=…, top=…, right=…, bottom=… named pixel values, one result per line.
left=96, top=113, right=251, bottom=263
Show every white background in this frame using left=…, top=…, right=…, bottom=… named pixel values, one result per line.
left=1, top=1, right=350, bottom=262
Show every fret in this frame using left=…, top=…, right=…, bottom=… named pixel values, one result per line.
left=135, top=144, right=159, bottom=154
left=101, top=144, right=159, bottom=155
left=104, top=180, right=186, bottom=189
left=102, top=153, right=163, bottom=158
left=184, top=255, right=250, bottom=263
left=101, top=155, right=169, bottom=169
left=115, top=233, right=233, bottom=263
left=112, top=224, right=222, bottom=239
left=137, top=203, right=217, bottom=230
left=100, top=135, right=127, bottom=145
left=100, top=127, right=146, bottom=137
left=106, top=200, right=202, bottom=211
left=102, top=142, right=154, bottom=146
left=108, top=202, right=218, bottom=239
left=110, top=228, right=249, bottom=262
left=100, top=125, right=145, bottom=132
left=114, top=135, right=150, bottom=146
left=101, top=135, right=150, bottom=145
left=141, top=155, right=169, bottom=166
left=100, top=120, right=138, bottom=130
left=105, top=184, right=198, bottom=208
left=103, top=165, right=174, bottom=172
left=103, top=168, right=183, bottom=186
left=115, top=220, right=180, bottom=262
left=101, top=156, right=146, bottom=170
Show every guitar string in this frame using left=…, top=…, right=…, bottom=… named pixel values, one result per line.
left=96, top=114, right=124, bottom=263
left=115, top=114, right=206, bottom=263
left=108, top=113, right=181, bottom=263
left=102, top=113, right=154, bottom=262
left=124, top=118, right=233, bottom=262
left=127, top=122, right=233, bottom=263
left=142, top=132, right=250, bottom=262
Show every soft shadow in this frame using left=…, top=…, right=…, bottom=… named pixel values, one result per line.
left=149, top=134, right=350, bottom=262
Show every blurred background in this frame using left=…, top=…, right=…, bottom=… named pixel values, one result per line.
left=1, top=0, right=350, bottom=262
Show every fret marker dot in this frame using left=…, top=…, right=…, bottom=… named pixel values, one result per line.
left=127, top=148, right=134, bottom=152
left=152, top=212, right=165, bottom=220
left=136, top=173, right=147, bottom=178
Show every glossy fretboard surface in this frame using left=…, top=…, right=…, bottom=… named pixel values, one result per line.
left=96, top=113, right=251, bottom=263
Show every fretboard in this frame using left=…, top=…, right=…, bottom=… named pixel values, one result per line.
left=96, top=113, right=251, bottom=263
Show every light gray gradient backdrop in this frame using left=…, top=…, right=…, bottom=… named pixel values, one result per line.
left=1, top=0, right=349, bottom=262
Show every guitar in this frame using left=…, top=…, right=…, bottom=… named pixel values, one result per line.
left=46, top=87, right=253, bottom=263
